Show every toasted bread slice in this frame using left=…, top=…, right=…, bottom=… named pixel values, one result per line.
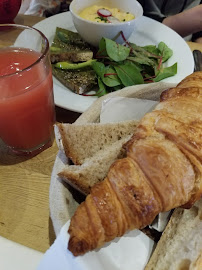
left=145, top=198, right=202, bottom=270
left=57, top=120, right=139, bottom=165
left=50, top=27, right=93, bottom=63
left=52, top=66, right=97, bottom=94
left=50, top=27, right=97, bottom=94
left=58, top=135, right=131, bottom=194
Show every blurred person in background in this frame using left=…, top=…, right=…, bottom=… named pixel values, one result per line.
left=137, top=0, right=202, bottom=43
left=19, top=0, right=202, bottom=43
left=19, top=0, right=70, bottom=17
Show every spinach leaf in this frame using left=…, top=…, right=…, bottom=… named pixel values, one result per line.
left=102, top=38, right=130, bottom=62
left=113, top=61, right=144, bottom=86
left=124, top=59, right=143, bottom=72
left=143, top=45, right=160, bottom=57
left=154, top=63, right=177, bottom=82
left=158, top=42, right=173, bottom=62
left=97, top=38, right=108, bottom=57
left=127, top=55, right=156, bottom=67
left=92, top=61, right=121, bottom=88
left=97, top=77, right=108, bottom=97
left=92, top=61, right=105, bottom=79
left=129, top=43, right=160, bottom=59
left=103, top=66, right=121, bottom=87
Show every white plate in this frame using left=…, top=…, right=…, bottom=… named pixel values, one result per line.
left=33, top=12, right=194, bottom=113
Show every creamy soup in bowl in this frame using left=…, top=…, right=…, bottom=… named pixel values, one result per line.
left=70, top=0, right=143, bottom=47
left=79, top=5, right=135, bottom=23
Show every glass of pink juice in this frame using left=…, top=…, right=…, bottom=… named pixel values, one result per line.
left=0, top=24, right=55, bottom=156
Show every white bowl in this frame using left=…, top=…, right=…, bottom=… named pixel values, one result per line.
left=70, top=0, right=143, bottom=47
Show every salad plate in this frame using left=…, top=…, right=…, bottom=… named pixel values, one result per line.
left=33, top=12, right=194, bottom=113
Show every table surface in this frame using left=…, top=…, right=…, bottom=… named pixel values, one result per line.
left=0, top=14, right=81, bottom=253
left=0, top=14, right=202, bottom=254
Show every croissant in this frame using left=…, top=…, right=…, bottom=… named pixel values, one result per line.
left=67, top=72, right=202, bottom=256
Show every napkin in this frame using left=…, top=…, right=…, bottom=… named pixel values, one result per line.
left=100, top=96, right=157, bottom=123
left=37, top=221, right=155, bottom=270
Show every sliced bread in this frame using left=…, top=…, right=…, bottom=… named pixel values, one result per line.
left=57, top=119, right=138, bottom=165
left=145, top=198, right=202, bottom=270
left=58, top=135, right=131, bottom=194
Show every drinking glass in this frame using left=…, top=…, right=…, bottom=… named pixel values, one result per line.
left=0, top=24, right=55, bottom=156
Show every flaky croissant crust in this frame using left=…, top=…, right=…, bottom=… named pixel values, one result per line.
left=68, top=72, right=202, bottom=256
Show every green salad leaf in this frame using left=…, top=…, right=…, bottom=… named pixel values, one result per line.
left=97, top=77, right=108, bottom=97
left=91, top=38, right=177, bottom=95
left=158, top=42, right=173, bottom=63
left=92, top=61, right=105, bottom=79
left=100, top=37, right=130, bottom=62
left=102, top=66, right=121, bottom=87
left=154, top=63, right=177, bottom=82
left=113, top=61, right=144, bottom=86
left=143, top=45, right=160, bottom=56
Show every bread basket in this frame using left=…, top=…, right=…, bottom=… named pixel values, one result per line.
left=50, top=81, right=177, bottom=236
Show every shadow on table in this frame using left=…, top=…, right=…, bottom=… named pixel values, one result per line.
left=0, top=137, right=54, bottom=166
left=0, top=139, right=32, bottom=165
left=55, top=106, right=81, bottom=123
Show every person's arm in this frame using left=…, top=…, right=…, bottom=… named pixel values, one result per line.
left=195, top=37, right=202, bottom=43
left=162, top=4, right=202, bottom=38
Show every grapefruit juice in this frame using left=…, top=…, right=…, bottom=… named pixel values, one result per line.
left=0, top=47, right=55, bottom=153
